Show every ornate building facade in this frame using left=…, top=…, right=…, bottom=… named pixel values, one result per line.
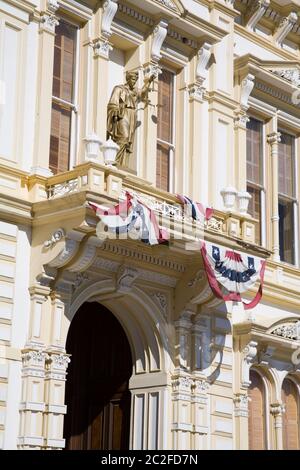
left=0, top=0, right=300, bottom=450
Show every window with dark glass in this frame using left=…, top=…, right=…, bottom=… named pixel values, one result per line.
left=49, top=20, right=77, bottom=174
left=156, top=69, right=175, bottom=192
left=278, top=132, right=296, bottom=264
left=246, top=118, right=263, bottom=244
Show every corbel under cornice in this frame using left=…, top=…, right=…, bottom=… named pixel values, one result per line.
left=235, top=54, right=300, bottom=103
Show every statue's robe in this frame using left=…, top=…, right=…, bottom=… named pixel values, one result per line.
left=107, top=85, right=139, bottom=166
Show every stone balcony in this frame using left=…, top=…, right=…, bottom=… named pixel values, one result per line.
left=39, top=162, right=261, bottom=252
left=0, top=161, right=261, bottom=252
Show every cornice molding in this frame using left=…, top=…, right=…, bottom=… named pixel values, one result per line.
left=234, top=23, right=299, bottom=62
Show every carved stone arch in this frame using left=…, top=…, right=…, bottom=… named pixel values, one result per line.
left=68, top=279, right=148, bottom=373
left=67, top=279, right=171, bottom=375
left=111, top=293, right=162, bottom=373
left=132, top=286, right=172, bottom=366
left=251, top=365, right=275, bottom=402
left=267, top=367, right=287, bottom=404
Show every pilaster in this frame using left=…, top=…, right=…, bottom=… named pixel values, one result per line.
left=18, top=349, right=48, bottom=449
left=267, top=130, right=281, bottom=262
left=233, top=393, right=249, bottom=449
left=90, top=1, right=119, bottom=148
left=187, top=43, right=212, bottom=203
left=270, top=403, right=285, bottom=450
left=32, top=2, right=59, bottom=176
left=43, top=352, right=70, bottom=449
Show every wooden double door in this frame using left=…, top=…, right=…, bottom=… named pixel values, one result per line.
left=64, top=302, right=132, bottom=450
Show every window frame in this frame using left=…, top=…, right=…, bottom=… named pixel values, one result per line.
left=246, top=115, right=266, bottom=246
left=277, top=128, right=298, bottom=267
left=156, top=64, right=176, bottom=193
left=50, top=15, right=79, bottom=174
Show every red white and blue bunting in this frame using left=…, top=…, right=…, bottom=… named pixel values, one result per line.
left=88, top=192, right=266, bottom=309
left=88, top=192, right=169, bottom=246
left=200, top=241, right=266, bottom=310
left=177, top=195, right=214, bottom=222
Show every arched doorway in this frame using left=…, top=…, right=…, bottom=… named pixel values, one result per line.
left=64, top=302, right=133, bottom=450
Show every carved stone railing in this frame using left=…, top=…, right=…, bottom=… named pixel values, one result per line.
left=41, top=162, right=254, bottom=243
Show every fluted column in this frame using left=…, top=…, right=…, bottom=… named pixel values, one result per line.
left=267, top=131, right=281, bottom=262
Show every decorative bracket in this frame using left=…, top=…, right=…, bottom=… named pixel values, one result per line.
left=241, top=340, right=258, bottom=388
left=196, top=42, right=212, bottom=85
left=101, top=0, right=119, bottom=39
left=151, top=19, right=168, bottom=63
left=274, top=12, right=298, bottom=47
left=240, top=74, right=255, bottom=111
left=246, top=0, right=270, bottom=31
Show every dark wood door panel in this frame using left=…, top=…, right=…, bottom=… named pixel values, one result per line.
left=64, top=302, right=132, bottom=450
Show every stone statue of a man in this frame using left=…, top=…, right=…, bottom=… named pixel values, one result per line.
left=107, top=70, right=154, bottom=167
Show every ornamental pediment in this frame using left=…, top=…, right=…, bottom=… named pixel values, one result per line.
left=267, top=67, right=300, bottom=87
left=269, top=321, right=300, bottom=341
left=235, top=54, right=300, bottom=109
left=235, top=54, right=300, bottom=89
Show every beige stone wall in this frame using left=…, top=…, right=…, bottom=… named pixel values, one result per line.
left=0, top=0, right=300, bottom=450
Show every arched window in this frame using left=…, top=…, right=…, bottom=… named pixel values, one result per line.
left=282, top=378, right=300, bottom=450
left=248, top=369, right=267, bottom=450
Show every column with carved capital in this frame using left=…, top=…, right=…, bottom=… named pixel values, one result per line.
left=191, top=378, right=209, bottom=449
left=270, top=403, right=285, bottom=450
left=18, top=350, right=49, bottom=449
left=187, top=43, right=212, bottom=203
left=267, top=130, right=281, bottom=261
left=233, top=393, right=249, bottom=449
left=171, top=375, right=193, bottom=449
left=43, top=352, right=70, bottom=449
left=32, top=1, right=59, bottom=176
